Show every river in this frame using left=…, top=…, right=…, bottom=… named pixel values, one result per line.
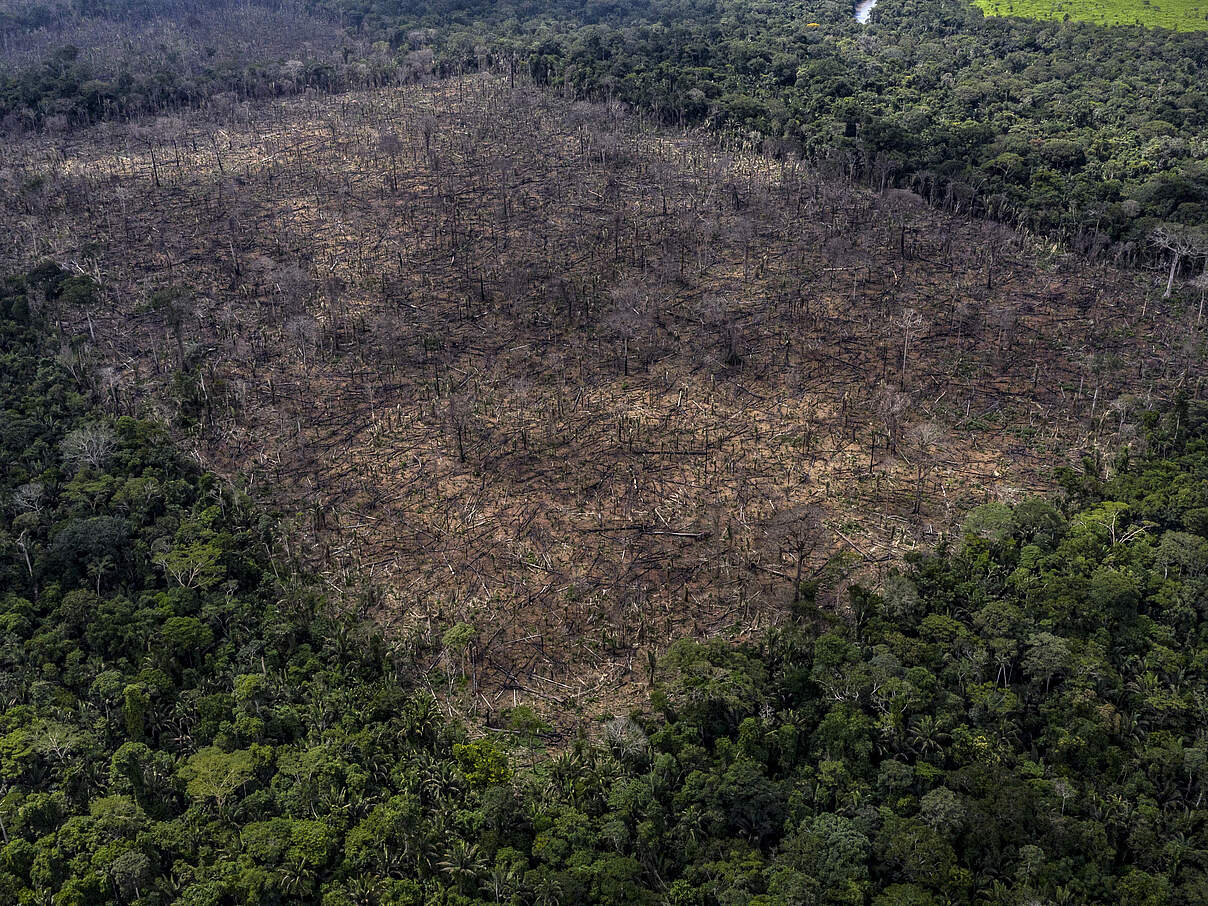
left=855, top=0, right=877, bottom=22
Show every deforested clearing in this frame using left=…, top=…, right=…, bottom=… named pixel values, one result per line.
left=3, top=76, right=1200, bottom=717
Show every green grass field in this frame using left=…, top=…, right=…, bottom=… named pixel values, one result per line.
left=973, top=0, right=1208, bottom=30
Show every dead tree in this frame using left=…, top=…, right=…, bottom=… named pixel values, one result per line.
left=1151, top=224, right=1208, bottom=299
left=765, top=501, right=824, bottom=592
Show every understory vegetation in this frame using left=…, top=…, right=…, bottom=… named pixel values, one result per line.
left=4, top=265, right=1208, bottom=904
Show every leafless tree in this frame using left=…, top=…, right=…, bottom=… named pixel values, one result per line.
left=1192, top=269, right=1208, bottom=327
left=61, top=425, right=116, bottom=471
left=607, top=283, right=647, bottom=376
left=1151, top=224, right=1208, bottom=299
left=765, top=501, right=824, bottom=591
left=12, top=482, right=45, bottom=515
left=907, top=422, right=944, bottom=518
left=900, top=306, right=926, bottom=380
left=379, top=130, right=402, bottom=193
left=876, top=383, right=911, bottom=454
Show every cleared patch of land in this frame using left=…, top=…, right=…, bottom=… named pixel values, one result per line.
left=2, top=77, right=1202, bottom=723
left=974, top=0, right=1208, bottom=30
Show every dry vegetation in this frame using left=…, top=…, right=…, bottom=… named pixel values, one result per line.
left=2, top=75, right=1202, bottom=720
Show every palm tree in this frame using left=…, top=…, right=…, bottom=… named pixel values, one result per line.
left=909, top=714, right=949, bottom=761
left=531, top=875, right=562, bottom=906
left=485, top=865, right=518, bottom=903
left=421, top=758, right=462, bottom=803
left=412, top=833, right=441, bottom=875
left=347, top=875, right=387, bottom=906
left=551, top=749, right=585, bottom=790
left=976, top=879, right=1012, bottom=906
left=439, top=840, right=486, bottom=895
left=405, top=694, right=441, bottom=742
left=277, top=857, right=316, bottom=897
left=88, top=554, right=115, bottom=594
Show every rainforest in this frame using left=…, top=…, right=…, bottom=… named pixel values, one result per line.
left=1, top=1, right=1207, bottom=904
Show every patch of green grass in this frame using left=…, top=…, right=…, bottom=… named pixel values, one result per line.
left=973, top=0, right=1208, bottom=30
